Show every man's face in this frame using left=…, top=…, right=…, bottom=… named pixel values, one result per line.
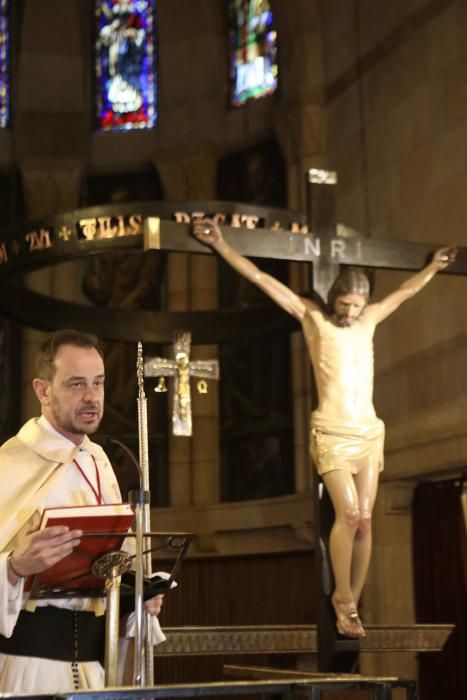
left=34, top=344, right=105, bottom=445
left=333, top=293, right=366, bottom=327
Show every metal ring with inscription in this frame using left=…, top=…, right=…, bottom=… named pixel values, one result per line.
left=0, top=200, right=303, bottom=343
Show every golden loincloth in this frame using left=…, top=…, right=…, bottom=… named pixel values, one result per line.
left=310, top=411, right=385, bottom=476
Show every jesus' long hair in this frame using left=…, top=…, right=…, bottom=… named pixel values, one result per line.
left=327, top=267, right=371, bottom=313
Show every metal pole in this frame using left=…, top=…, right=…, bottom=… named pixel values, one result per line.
left=104, top=566, right=122, bottom=687
left=135, top=342, right=155, bottom=686
left=130, top=492, right=147, bottom=686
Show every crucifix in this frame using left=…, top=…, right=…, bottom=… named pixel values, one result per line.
left=143, top=174, right=466, bottom=671
left=144, top=331, right=219, bottom=436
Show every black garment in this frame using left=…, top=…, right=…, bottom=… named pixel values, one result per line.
left=0, top=607, right=105, bottom=662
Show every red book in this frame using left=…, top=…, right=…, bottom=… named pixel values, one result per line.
left=31, top=503, right=135, bottom=596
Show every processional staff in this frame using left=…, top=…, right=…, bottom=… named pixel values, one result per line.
left=132, top=341, right=155, bottom=686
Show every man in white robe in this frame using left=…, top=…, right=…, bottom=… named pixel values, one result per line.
left=0, top=329, right=165, bottom=693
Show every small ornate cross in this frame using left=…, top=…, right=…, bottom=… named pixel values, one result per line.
left=144, top=331, right=219, bottom=436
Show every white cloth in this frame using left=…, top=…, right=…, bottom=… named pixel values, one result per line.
left=0, top=417, right=165, bottom=693
left=0, top=652, right=105, bottom=694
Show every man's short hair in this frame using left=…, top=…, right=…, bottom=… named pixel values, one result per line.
left=36, top=329, right=103, bottom=380
left=327, top=267, right=371, bottom=312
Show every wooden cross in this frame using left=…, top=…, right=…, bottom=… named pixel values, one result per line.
left=144, top=191, right=467, bottom=280
left=144, top=171, right=467, bottom=671
left=144, top=331, right=219, bottom=437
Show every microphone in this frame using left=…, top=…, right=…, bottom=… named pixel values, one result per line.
left=105, top=437, right=144, bottom=490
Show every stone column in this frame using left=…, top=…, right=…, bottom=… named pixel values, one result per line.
left=270, top=0, right=329, bottom=496
left=19, top=161, right=85, bottom=422
left=13, top=0, right=89, bottom=421
left=155, top=148, right=219, bottom=507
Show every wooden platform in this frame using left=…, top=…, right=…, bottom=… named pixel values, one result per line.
left=0, top=625, right=446, bottom=698
left=154, top=624, right=453, bottom=656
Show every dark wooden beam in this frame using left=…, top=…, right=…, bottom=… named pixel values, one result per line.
left=149, top=221, right=467, bottom=276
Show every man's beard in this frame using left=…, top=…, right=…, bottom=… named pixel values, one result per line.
left=51, top=399, right=102, bottom=436
left=334, top=314, right=355, bottom=327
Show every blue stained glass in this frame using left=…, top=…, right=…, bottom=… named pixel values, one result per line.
left=95, top=0, right=156, bottom=132
left=0, top=0, right=10, bottom=129
left=229, top=0, right=278, bottom=107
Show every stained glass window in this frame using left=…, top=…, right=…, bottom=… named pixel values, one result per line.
left=228, top=0, right=278, bottom=107
left=95, top=0, right=156, bottom=132
left=0, top=0, right=10, bottom=128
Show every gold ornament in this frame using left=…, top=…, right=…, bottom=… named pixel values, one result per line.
left=155, top=377, right=168, bottom=393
